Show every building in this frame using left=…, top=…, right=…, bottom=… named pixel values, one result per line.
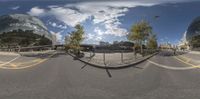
left=186, top=16, right=200, bottom=51
left=0, top=14, right=53, bottom=48
left=159, top=43, right=172, bottom=49
left=99, top=41, right=110, bottom=46
left=95, top=41, right=134, bottom=52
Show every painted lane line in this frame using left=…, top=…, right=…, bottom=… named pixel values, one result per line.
left=0, top=52, right=57, bottom=70
left=192, top=65, right=200, bottom=68
left=174, top=56, right=196, bottom=67
left=0, top=55, right=20, bottom=67
left=0, top=58, right=43, bottom=68
left=180, top=55, right=191, bottom=63
left=147, top=60, right=196, bottom=70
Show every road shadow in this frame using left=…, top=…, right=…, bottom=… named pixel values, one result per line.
left=106, top=68, right=112, bottom=78
left=81, top=63, right=88, bottom=69
left=133, top=66, right=143, bottom=69
left=158, top=50, right=188, bottom=57
left=51, top=52, right=68, bottom=58
left=80, top=57, right=93, bottom=69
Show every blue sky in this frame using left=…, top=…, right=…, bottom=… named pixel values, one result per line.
left=0, top=0, right=200, bottom=45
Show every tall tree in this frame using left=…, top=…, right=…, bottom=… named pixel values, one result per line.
left=128, top=20, right=152, bottom=56
left=147, top=34, right=158, bottom=49
left=69, top=24, right=85, bottom=54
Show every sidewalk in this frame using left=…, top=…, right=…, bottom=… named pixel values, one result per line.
left=82, top=52, right=143, bottom=67
left=0, top=52, right=19, bottom=56
left=69, top=51, right=158, bottom=69
left=189, top=51, right=200, bottom=55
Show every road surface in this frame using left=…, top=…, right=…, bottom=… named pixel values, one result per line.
left=0, top=50, right=200, bottom=99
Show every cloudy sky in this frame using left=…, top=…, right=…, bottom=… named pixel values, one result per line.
left=0, top=0, right=200, bottom=44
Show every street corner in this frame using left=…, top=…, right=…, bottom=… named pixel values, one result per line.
left=0, top=52, right=56, bottom=70
left=0, top=57, right=43, bottom=69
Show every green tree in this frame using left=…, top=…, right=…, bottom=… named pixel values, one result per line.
left=147, top=34, right=158, bottom=49
left=64, top=35, right=71, bottom=51
left=69, top=24, right=85, bottom=55
left=128, top=20, right=152, bottom=56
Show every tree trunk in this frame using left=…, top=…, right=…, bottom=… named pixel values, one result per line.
left=140, top=45, right=144, bottom=57
left=134, top=46, right=137, bottom=59
left=140, top=41, right=144, bottom=57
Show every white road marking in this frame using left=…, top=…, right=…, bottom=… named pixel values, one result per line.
left=0, top=52, right=57, bottom=70
left=0, top=55, right=21, bottom=67
left=147, top=60, right=197, bottom=70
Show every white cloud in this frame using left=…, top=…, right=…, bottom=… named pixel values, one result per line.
left=48, top=21, right=67, bottom=29
left=28, top=6, right=89, bottom=27
left=50, top=31, right=63, bottom=43
left=64, top=1, right=155, bottom=37
left=84, top=27, right=105, bottom=44
left=28, top=1, right=155, bottom=37
left=52, top=22, right=56, bottom=27
left=28, top=1, right=192, bottom=39
left=85, top=33, right=103, bottom=44
left=27, top=7, right=46, bottom=16
left=11, top=6, right=20, bottom=10
left=94, top=27, right=104, bottom=36
left=48, top=7, right=90, bottom=27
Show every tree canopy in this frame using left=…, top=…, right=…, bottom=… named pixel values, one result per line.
left=68, top=24, right=85, bottom=54
left=128, top=20, right=152, bottom=42
left=128, top=20, right=157, bottom=55
left=147, top=34, right=158, bottom=49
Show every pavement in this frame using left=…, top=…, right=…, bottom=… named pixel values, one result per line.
left=82, top=52, right=144, bottom=66
left=0, top=52, right=19, bottom=56
left=0, top=50, right=200, bottom=99
left=175, top=51, right=200, bottom=66
left=0, top=51, right=56, bottom=69
left=189, top=51, right=200, bottom=55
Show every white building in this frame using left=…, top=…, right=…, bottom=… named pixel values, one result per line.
left=178, top=31, right=189, bottom=50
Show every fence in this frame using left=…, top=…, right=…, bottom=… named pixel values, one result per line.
left=81, top=49, right=158, bottom=66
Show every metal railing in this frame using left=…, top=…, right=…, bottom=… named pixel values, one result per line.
left=81, top=49, right=159, bottom=65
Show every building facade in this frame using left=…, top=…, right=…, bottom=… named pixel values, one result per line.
left=0, top=14, right=53, bottom=48
left=186, top=16, right=200, bottom=51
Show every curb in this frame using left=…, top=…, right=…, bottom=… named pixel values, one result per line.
left=0, top=52, right=19, bottom=56
left=19, top=50, right=56, bottom=56
left=68, top=52, right=159, bottom=69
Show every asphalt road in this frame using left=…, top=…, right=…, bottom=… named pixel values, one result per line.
left=0, top=50, right=200, bottom=99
